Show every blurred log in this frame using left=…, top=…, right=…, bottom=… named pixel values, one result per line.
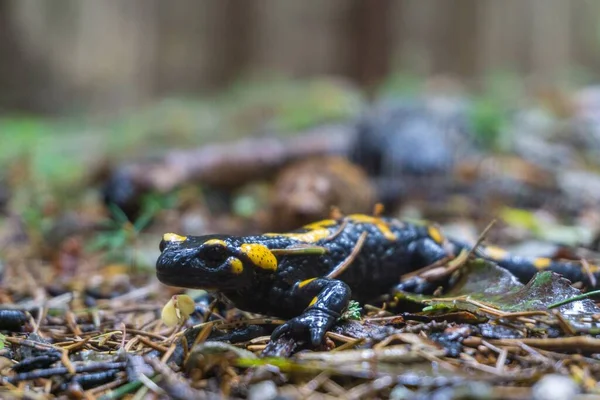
left=133, top=125, right=353, bottom=191
left=102, top=125, right=355, bottom=217
left=346, top=0, right=392, bottom=92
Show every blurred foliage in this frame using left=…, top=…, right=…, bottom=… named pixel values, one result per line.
left=377, top=71, right=424, bottom=97
left=8, top=164, right=57, bottom=247
left=89, top=194, right=168, bottom=264
left=0, top=118, right=87, bottom=186
left=222, top=77, right=363, bottom=132
left=468, top=71, right=523, bottom=151
left=0, top=72, right=594, bottom=208
left=0, top=78, right=362, bottom=192
left=499, top=207, right=592, bottom=245
left=468, top=99, right=509, bottom=151
left=500, top=207, right=541, bottom=233
left=377, top=71, right=522, bottom=152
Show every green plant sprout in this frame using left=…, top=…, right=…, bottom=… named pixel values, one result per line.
left=89, top=196, right=162, bottom=267
left=341, top=300, right=362, bottom=321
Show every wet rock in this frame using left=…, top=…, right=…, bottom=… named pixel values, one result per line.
left=410, top=381, right=492, bottom=400
left=350, top=99, right=476, bottom=209
left=102, top=167, right=143, bottom=221
left=573, top=86, right=600, bottom=150
left=428, top=331, right=463, bottom=358
left=476, top=323, right=523, bottom=340
left=0, top=309, right=29, bottom=332
left=512, top=134, right=576, bottom=170
left=390, top=384, right=413, bottom=400
left=180, top=208, right=209, bottom=235
left=558, top=170, right=600, bottom=205
left=352, top=100, right=474, bottom=177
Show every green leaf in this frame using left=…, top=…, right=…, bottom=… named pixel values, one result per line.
left=133, top=210, right=154, bottom=232
left=396, top=260, right=600, bottom=321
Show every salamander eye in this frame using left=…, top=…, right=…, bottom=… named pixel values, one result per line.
left=159, top=239, right=167, bottom=252
left=199, top=244, right=228, bottom=265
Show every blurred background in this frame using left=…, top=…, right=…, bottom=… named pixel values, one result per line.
left=2, top=0, right=599, bottom=113
left=3, top=4, right=600, bottom=396
left=2, top=0, right=600, bottom=268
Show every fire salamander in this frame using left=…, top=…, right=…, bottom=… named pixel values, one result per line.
left=156, top=213, right=600, bottom=346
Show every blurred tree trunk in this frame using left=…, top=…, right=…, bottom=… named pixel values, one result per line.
left=1, top=0, right=600, bottom=114
left=248, top=0, right=352, bottom=76
left=346, top=0, right=392, bottom=94
left=0, top=0, right=51, bottom=111
left=153, top=0, right=255, bottom=95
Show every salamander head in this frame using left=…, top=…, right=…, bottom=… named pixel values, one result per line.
left=156, top=233, right=278, bottom=290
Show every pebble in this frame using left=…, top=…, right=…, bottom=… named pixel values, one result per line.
left=248, top=380, right=278, bottom=400
left=532, top=374, right=579, bottom=400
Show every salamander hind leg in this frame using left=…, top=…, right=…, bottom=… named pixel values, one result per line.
left=395, top=237, right=454, bottom=294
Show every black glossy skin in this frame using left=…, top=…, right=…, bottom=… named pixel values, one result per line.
left=156, top=215, right=599, bottom=346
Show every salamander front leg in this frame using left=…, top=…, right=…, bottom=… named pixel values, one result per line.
left=271, top=278, right=351, bottom=346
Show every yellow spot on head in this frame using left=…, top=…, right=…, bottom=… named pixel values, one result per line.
left=298, top=278, right=317, bottom=288
left=204, top=239, right=227, bottom=247
left=427, top=226, right=444, bottom=244
left=163, top=233, right=187, bottom=243
left=240, top=243, right=278, bottom=271
left=485, top=246, right=508, bottom=261
left=308, top=296, right=318, bottom=307
left=347, top=214, right=397, bottom=241
left=533, top=258, right=552, bottom=270
left=229, top=257, right=244, bottom=274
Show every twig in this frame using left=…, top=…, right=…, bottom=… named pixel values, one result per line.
left=327, top=231, right=367, bottom=279
left=4, top=361, right=126, bottom=384
left=547, top=289, right=600, bottom=309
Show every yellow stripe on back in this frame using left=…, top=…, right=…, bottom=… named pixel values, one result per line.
left=265, top=228, right=332, bottom=243
left=298, top=278, right=317, bottom=288
left=427, top=226, right=444, bottom=244
left=347, top=214, right=397, bottom=241
left=302, top=219, right=337, bottom=230
left=484, top=246, right=509, bottom=261
left=533, top=257, right=552, bottom=270
left=586, top=263, right=600, bottom=273
left=204, top=238, right=227, bottom=247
